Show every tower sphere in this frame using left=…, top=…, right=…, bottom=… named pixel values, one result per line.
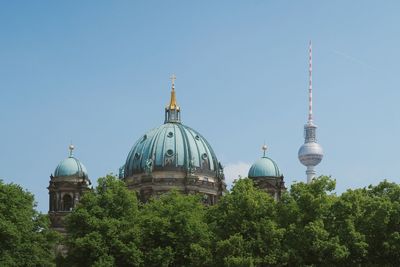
left=298, top=141, right=323, bottom=167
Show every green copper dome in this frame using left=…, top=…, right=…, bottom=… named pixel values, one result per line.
left=248, top=157, right=282, bottom=178
left=54, top=157, right=88, bottom=178
left=53, top=145, right=89, bottom=179
left=123, top=122, right=222, bottom=178
left=122, top=82, right=224, bottom=180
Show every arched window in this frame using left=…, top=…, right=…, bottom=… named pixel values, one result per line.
left=63, top=194, right=73, bottom=211
left=50, top=193, right=56, bottom=211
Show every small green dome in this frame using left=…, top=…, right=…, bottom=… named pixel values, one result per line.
left=54, top=156, right=88, bottom=179
left=248, top=157, right=282, bottom=178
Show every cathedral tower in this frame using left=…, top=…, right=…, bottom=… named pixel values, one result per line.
left=48, top=145, right=91, bottom=232
left=248, top=144, right=285, bottom=200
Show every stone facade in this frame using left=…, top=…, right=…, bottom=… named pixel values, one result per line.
left=250, top=175, right=286, bottom=201
left=124, top=170, right=226, bottom=205
left=48, top=174, right=90, bottom=232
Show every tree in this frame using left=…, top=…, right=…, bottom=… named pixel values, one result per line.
left=60, top=174, right=400, bottom=266
left=208, top=178, right=285, bottom=266
left=139, top=190, right=213, bottom=267
left=62, top=175, right=142, bottom=266
left=326, top=180, right=400, bottom=266
left=341, top=180, right=400, bottom=265
left=327, top=188, right=368, bottom=266
left=277, top=176, right=348, bottom=266
left=0, top=179, right=58, bottom=266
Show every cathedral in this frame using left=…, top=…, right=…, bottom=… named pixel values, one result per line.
left=47, top=78, right=286, bottom=231
left=48, top=42, right=323, bottom=231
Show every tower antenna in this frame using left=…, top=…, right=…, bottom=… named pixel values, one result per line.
left=308, top=40, right=313, bottom=123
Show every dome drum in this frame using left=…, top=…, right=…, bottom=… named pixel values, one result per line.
left=127, top=176, right=222, bottom=204
left=124, top=167, right=225, bottom=203
left=125, top=175, right=219, bottom=190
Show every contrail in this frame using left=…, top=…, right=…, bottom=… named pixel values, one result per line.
left=333, top=50, right=377, bottom=71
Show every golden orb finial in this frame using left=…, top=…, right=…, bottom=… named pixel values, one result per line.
left=69, top=143, right=75, bottom=157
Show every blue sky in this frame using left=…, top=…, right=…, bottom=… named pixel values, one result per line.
left=1, top=1, right=400, bottom=212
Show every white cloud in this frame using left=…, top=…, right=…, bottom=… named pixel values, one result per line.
left=223, top=162, right=252, bottom=189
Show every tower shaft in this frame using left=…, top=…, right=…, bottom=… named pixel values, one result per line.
left=306, top=166, right=316, bottom=184
left=308, top=41, right=313, bottom=123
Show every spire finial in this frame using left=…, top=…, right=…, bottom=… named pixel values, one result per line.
left=170, top=73, right=176, bottom=90
left=308, top=40, right=313, bottom=123
left=69, top=143, right=75, bottom=157
left=261, top=143, right=268, bottom=157
left=165, top=74, right=181, bottom=123
left=168, top=74, right=179, bottom=110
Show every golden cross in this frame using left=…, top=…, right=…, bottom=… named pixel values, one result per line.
left=170, top=74, right=176, bottom=88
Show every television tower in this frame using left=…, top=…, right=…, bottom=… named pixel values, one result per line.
left=298, top=41, right=324, bottom=183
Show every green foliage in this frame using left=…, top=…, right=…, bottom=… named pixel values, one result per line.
left=63, top=178, right=213, bottom=267
left=140, top=190, right=212, bottom=267
left=278, top=176, right=348, bottom=266
left=60, top=175, right=400, bottom=266
left=0, top=179, right=58, bottom=267
left=63, top=175, right=142, bottom=266
left=209, top=178, right=284, bottom=266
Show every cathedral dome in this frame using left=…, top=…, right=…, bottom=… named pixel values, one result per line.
left=121, top=76, right=225, bottom=204
left=123, top=122, right=220, bottom=177
left=122, top=76, right=224, bottom=184
left=248, top=145, right=282, bottom=178
left=53, top=145, right=88, bottom=179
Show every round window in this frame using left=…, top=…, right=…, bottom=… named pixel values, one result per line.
left=195, top=135, right=200, bottom=141
left=166, top=149, right=174, bottom=157
left=134, top=152, right=140, bottom=159
left=167, top=132, right=174, bottom=138
left=202, top=153, right=208, bottom=160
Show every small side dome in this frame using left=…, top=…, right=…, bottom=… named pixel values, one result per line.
left=248, top=145, right=282, bottom=178
left=53, top=145, right=89, bottom=179
left=248, top=157, right=281, bottom=178
left=54, top=157, right=88, bottom=178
